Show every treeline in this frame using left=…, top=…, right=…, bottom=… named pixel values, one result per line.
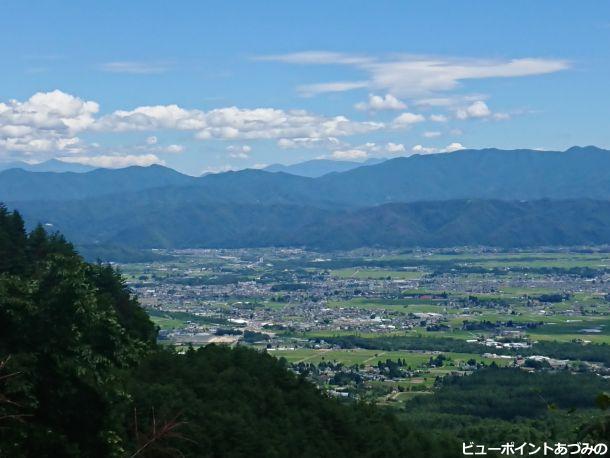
left=323, top=335, right=610, bottom=365
left=0, top=205, right=458, bottom=457
left=401, top=367, right=610, bottom=445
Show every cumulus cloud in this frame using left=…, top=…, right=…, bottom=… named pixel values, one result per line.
left=329, top=141, right=406, bottom=160
left=96, top=105, right=383, bottom=142
left=58, top=154, right=164, bottom=168
left=354, top=94, right=406, bottom=111
left=412, top=145, right=438, bottom=154
left=392, top=112, right=426, bottom=128
left=266, top=52, right=569, bottom=97
left=411, top=142, right=466, bottom=155
left=1, top=90, right=392, bottom=163
left=227, top=144, right=252, bottom=159
left=443, top=142, right=466, bottom=152
left=95, top=104, right=206, bottom=131
left=331, top=149, right=368, bottom=160
left=456, top=100, right=491, bottom=119
left=0, top=90, right=98, bottom=158
left=455, top=100, right=510, bottom=121
left=385, top=142, right=405, bottom=153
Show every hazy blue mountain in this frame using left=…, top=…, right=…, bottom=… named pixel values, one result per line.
left=10, top=198, right=610, bottom=251
left=264, top=158, right=385, bottom=177
left=0, top=164, right=196, bottom=201
left=6, top=146, right=610, bottom=257
left=3, top=147, right=610, bottom=205
left=0, top=159, right=95, bottom=173
left=313, top=146, right=610, bottom=205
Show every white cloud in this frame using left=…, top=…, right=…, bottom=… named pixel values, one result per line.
left=355, top=94, right=406, bottom=111
left=331, top=149, right=368, bottom=160
left=392, top=112, right=425, bottom=128
left=411, top=142, right=466, bottom=155
left=443, top=142, right=466, bottom=152
left=1, top=90, right=390, bottom=163
left=429, top=114, right=448, bottom=122
left=99, top=61, right=171, bottom=74
left=455, top=100, right=510, bottom=121
left=327, top=141, right=405, bottom=159
left=412, top=145, right=438, bottom=154
left=0, top=90, right=98, bottom=134
left=58, top=154, right=164, bottom=168
left=227, top=144, right=252, bottom=153
left=195, top=107, right=383, bottom=140
left=227, top=144, right=252, bottom=159
left=97, top=105, right=383, bottom=141
left=95, top=104, right=206, bottom=131
left=385, top=142, right=405, bottom=153
left=277, top=137, right=343, bottom=150
left=423, top=131, right=441, bottom=138
left=456, top=100, right=491, bottom=119
left=164, top=144, right=184, bottom=154
left=265, top=52, right=569, bottom=97
left=0, top=90, right=98, bottom=159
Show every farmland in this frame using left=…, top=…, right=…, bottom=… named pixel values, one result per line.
left=120, top=247, right=610, bottom=402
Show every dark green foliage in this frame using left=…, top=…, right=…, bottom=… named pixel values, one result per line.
left=401, top=368, right=610, bottom=445
left=242, top=330, right=270, bottom=343
left=126, top=346, right=458, bottom=458
left=0, top=206, right=157, bottom=457
left=409, top=368, right=608, bottom=420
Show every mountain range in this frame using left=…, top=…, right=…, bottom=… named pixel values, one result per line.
left=0, top=158, right=95, bottom=173
left=263, top=157, right=385, bottom=177
left=3, top=146, right=610, bottom=258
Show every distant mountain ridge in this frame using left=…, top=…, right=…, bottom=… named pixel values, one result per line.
left=3, top=146, right=610, bottom=204
left=264, top=158, right=385, bottom=177
left=0, top=158, right=95, bottom=173
left=4, top=146, right=610, bottom=257
left=0, top=164, right=196, bottom=201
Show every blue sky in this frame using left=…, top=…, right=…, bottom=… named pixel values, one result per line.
left=0, top=1, right=609, bottom=174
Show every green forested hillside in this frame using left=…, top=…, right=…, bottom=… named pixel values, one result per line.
left=12, top=199, right=610, bottom=253
left=0, top=205, right=459, bottom=457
